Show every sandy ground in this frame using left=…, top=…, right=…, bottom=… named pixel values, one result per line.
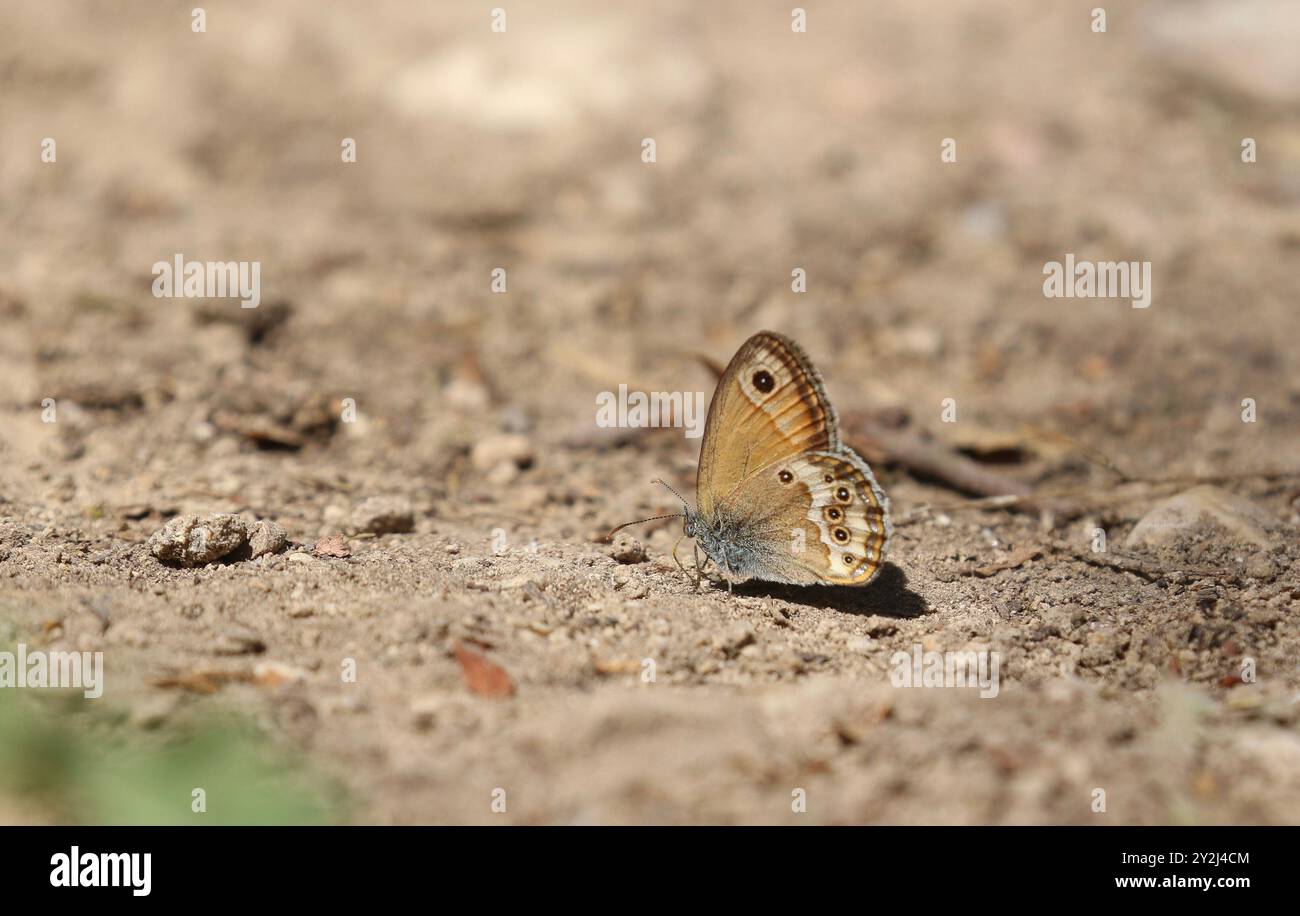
left=1, top=0, right=1299, bottom=824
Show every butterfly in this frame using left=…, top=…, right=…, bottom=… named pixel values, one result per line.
left=612, top=331, right=891, bottom=588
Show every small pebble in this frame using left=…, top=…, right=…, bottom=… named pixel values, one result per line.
left=470, top=434, right=534, bottom=472
left=606, top=534, right=648, bottom=565
left=148, top=513, right=248, bottom=566
left=347, top=496, right=415, bottom=535
left=247, top=519, right=288, bottom=558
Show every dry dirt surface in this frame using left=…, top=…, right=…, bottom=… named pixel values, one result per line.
left=1, top=1, right=1299, bottom=825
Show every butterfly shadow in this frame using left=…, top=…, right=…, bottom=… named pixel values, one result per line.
left=731, top=563, right=928, bottom=618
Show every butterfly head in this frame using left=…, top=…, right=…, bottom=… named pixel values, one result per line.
left=672, top=487, right=718, bottom=548
left=681, top=506, right=699, bottom=539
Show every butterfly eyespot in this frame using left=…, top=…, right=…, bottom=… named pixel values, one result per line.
left=778, top=469, right=793, bottom=484
left=823, top=474, right=834, bottom=484
left=751, top=369, right=775, bottom=393
left=826, top=507, right=842, bottom=522
left=833, top=527, right=849, bottom=542
left=843, top=554, right=855, bottom=566
left=835, top=486, right=851, bottom=502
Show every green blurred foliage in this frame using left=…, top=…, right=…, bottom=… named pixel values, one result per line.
left=0, top=689, right=344, bottom=825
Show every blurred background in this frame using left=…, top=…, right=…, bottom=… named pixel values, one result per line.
left=0, top=0, right=1298, bottom=824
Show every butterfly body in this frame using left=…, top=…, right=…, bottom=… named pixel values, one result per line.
left=683, top=505, right=775, bottom=583
left=683, top=331, right=892, bottom=587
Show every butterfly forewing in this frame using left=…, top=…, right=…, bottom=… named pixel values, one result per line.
left=696, top=331, right=839, bottom=518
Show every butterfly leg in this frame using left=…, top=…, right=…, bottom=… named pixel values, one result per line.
left=691, top=548, right=730, bottom=591
left=671, top=534, right=693, bottom=586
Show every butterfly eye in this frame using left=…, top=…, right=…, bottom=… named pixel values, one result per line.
left=751, top=369, right=775, bottom=393
left=835, top=486, right=851, bottom=502
left=778, top=469, right=793, bottom=484
left=833, top=527, right=849, bottom=542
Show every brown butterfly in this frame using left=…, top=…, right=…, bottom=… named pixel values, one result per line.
left=612, top=331, right=891, bottom=587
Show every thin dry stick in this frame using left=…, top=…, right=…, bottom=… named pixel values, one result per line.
left=838, top=411, right=1084, bottom=520
left=1028, top=427, right=1135, bottom=482
left=844, top=412, right=1036, bottom=502
left=959, top=544, right=1044, bottom=578
left=897, top=470, right=1300, bottom=525
left=1025, top=428, right=1300, bottom=490
left=1047, top=538, right=1241, bottom=585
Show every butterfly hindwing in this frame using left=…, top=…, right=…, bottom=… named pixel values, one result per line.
left=792, top=449, right=891, bottom=584
left=710, top=447, right=890, bottom=586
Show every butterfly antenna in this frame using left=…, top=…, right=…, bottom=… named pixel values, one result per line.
left=604, top=513, right=684, bottom=541
left=650, top=478, right=690, bottom=511
left=603, top=478, right=692, bottom=542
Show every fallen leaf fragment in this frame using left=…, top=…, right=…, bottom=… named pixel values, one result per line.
left=593, top=657, right=641, bottom=675
left=253, top=660, right=309, bottom=687
left=151, top=668, right=253, bottom=694
left=454, top=640, right=515, bottom=698
left=152, top=660, right=307, bottom=694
